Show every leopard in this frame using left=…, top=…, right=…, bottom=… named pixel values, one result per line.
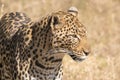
left=0, top=7, right=90, bottom=80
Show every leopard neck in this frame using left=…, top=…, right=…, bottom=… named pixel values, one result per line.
left=27, top=17, right=65, bottom=80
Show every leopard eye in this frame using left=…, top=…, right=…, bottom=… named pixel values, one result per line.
left=71, top=35, right=78, bottom=38
left=68, top=34, right=81, bottom=41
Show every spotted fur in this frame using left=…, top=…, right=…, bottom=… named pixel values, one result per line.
left=0, top=7, right=90, bottom=80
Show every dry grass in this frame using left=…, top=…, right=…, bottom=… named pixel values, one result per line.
left=0, top=0, right=120, bottom=80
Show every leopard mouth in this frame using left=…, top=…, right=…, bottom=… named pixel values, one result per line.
left=47, top=48, right=88, bottom=61
left=69, top=52, right=87, bottom=61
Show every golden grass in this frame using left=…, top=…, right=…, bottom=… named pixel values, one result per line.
left=0, top=0, right=120, bottom=80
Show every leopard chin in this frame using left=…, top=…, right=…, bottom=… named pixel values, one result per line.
left=70, top=52, right=87, bottom=62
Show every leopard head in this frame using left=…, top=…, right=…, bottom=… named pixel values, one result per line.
left=48, top=7, right=90, bottom=61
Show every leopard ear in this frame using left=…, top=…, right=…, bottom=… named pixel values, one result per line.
left=51, top=15, right=61, bottom=30
left=68, top=6, right=78, bottom=16
left=52, top=16, right=60, bottom=26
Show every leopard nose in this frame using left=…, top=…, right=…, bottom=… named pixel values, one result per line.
left=83, top=42, right=91, bottom=56
left=83, top=50, right=90, bottom=56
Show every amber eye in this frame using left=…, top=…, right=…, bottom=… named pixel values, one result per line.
left=68, top=34, right=80, bottom=41
left=71, top=35, right=78, bottom=38
left=66, top=34, right=80, bottom=45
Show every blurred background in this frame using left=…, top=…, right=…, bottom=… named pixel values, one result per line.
left=0, top=0, right=120, bottom=80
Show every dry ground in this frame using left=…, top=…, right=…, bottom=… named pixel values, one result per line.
left=0, top=0, right=120, bottom=80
